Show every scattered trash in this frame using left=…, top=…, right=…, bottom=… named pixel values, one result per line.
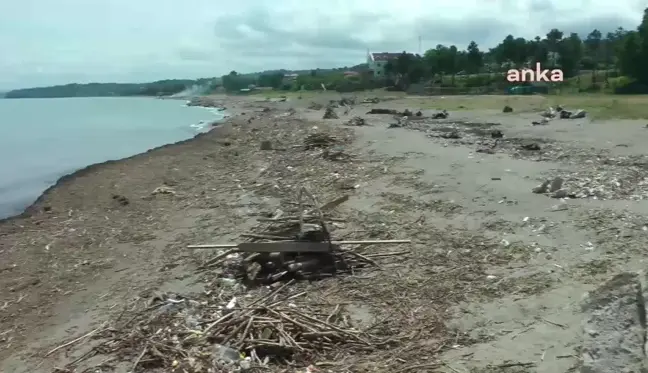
left=538, top=106, right=586, bottom=121
left=533, top=177, right=572, bottom=199
left=151, top=186, right=176, bottom=195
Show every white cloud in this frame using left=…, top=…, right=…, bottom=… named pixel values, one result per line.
left=0, top=0, right=643, bottom=89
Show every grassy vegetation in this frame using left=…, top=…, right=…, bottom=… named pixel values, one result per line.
left=410, top=93, right=648, bottom=120
left=246, top=69, right=648, bottom=120
left=249, top=88, right=648, bottom=120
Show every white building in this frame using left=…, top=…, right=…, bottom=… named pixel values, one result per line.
left=367, top=52, right=402, bottom=77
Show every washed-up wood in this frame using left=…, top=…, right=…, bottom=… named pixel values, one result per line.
left=310, top=195, right=349, bottom=214
left=187, top=239, right=411, bottom=250
left=237, top=241, right=336, bottom=253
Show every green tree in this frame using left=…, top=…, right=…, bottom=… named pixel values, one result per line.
left=257, top=73, right=284, bottom=89
left=585, top=29, right=603, bottom=82
left=466, top=41, right=483, bottom=74
left=557, top=33, right=583, bottom=78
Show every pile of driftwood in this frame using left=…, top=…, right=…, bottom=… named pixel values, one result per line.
left=189, top=188, right=410, bottom=286
left=57, top=280, right=387, bottom=372
left=44, top=187, right=410, bottom=373
left=322, top=106, right=339, bottom=119
left=303, top=132, right=339, bottom=150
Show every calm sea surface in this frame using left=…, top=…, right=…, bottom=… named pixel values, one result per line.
left=0, top=97, right=224, bottom=219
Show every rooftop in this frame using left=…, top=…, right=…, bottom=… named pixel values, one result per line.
left=369, top=52, right=402, bottom=62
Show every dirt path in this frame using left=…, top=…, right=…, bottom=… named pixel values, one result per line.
left=3, top=93, right=648, bottom=372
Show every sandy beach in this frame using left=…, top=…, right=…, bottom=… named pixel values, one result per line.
left=3, top=92, right=648, bottom=372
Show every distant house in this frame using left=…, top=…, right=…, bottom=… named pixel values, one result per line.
left=367, top=52, right=402, bottom=77
left=283, top=73, right=299, bottom=83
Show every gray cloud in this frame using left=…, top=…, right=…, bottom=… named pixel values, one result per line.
left=0, top=0, right=644, bottom=89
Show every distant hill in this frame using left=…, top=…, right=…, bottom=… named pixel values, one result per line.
left=4, top=78, right=218, bottom=99
left=4, top=63, right=369, bottom=99
left=239, top=63, right=369, bottom=78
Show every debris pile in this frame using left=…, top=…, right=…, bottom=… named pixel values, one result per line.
left=388, top=116, right=409, bottom=128
left=344, top=116, right=367, bottom=126
left=476, top=140, right=498, bottom=154
left=532, top=177, right=566, bottom=198
left=303, top=132, right=339, bottom=150
left=86, top=279, right=384, bottom=373
left=536, top=105, right=587, bottom=124
left=431, top=110, right=449, bottom=119
left=367, top=108, right=421, bottom=117
left=55, top=187, right=410, bottom=373
left=367, top=108, right=400, bottom=115
left=186, top=97, right=226, bottom=109
left=503, top=105, right=513, bottom=113
left=191, top=190, right=408, bottom=285
left=534, top=167, right=648, bottom=200
left=322, top=106, right=338, bottom=119
left=362, top=97, right=379, bottom=104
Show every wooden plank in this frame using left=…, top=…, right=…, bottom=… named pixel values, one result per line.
left=313, top=195, right=349, bottom=213
left=236, top=241, right=335, bottom=253
left=187, top=239, right=411, bottom=250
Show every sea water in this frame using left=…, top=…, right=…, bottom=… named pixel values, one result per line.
left=0, top=96, right=224, bottom=219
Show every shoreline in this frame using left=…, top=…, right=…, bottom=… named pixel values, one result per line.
left=0, top=130, right=214, bottom=224
left=0, top=96, right=231, bottom=224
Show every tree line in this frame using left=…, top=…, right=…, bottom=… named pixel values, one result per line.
left=384, top=8, right=648, bottom=93
left=223, top=8, right=648, bottom=94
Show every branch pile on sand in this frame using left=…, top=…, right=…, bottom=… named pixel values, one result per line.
left=52, top=187, right=413, bottom=373
left=322, top=106, right=338, bottom=119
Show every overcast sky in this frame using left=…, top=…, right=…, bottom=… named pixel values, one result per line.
left=0, top=0, right=644, bottom=89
